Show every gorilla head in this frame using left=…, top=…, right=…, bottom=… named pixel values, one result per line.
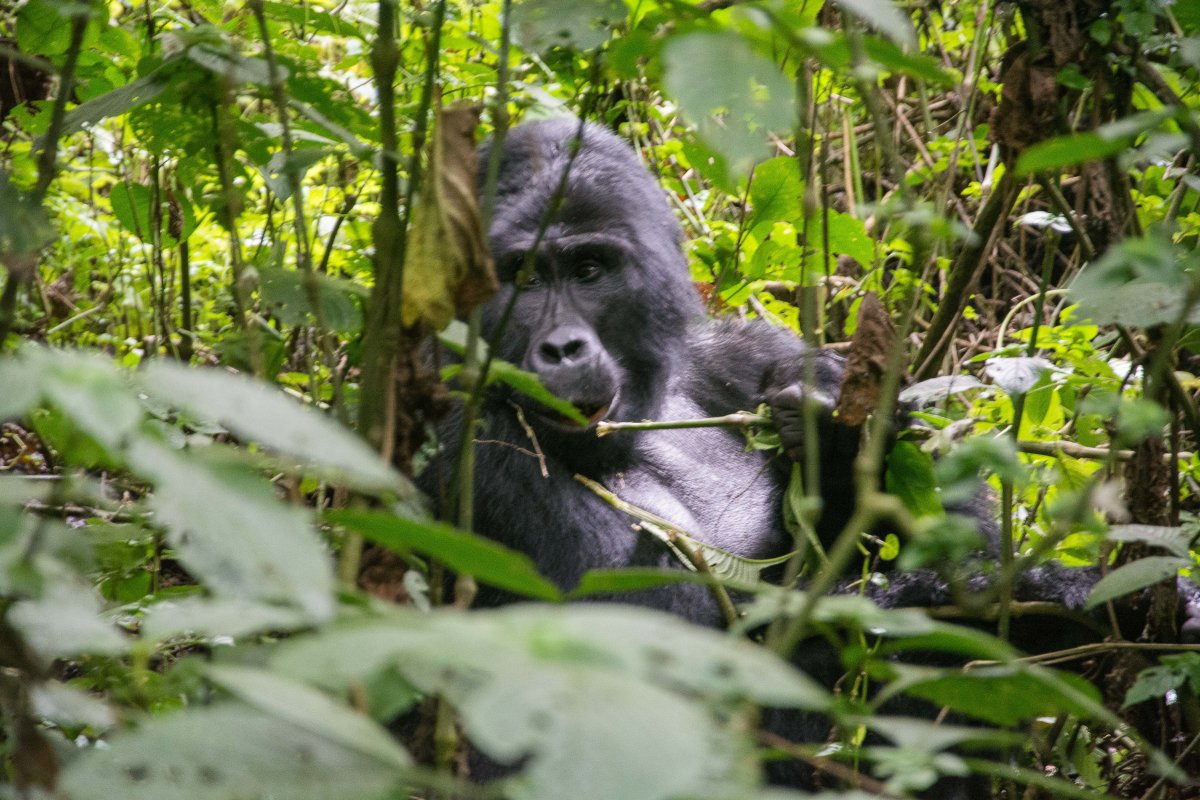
left=480, top=119, right=703, bottom=462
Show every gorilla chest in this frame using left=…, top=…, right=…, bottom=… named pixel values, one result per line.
left=611, top=424, right=785, bottom=560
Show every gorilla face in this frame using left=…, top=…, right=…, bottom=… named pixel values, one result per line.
left=493, top=237, right=626, bottom=427
left=480, top=120, right=703, bottom=450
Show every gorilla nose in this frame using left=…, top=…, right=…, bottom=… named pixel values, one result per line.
left=533, top=325, right=598, bottom=369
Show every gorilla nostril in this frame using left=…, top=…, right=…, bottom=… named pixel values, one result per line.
left=536, top=328, right=594, bottom=366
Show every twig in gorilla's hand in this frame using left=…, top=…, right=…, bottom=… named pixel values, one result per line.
left=594, top=411, right=769, bottom=438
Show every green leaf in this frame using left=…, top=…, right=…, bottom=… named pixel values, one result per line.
left=861, top=37, right=955, bottom=85
left=749, top=157, right=803, bottom=227
left=862, top=716, right=1023, bottom=752
left=1104, top=525, right=1193, bottom=558
left=886, top=440, right=943, bottom=517
left=1014, top=109, right=1174, bottom=176
left=187, top=43, right=280, bottom=85
left=0, top=356, right=44, bottom=419
left=900, top=664, right=1103, bottom=726
left=983, top=356, right=1054, bottom=395
left=663, top=31, right=796, bottom=176
left=128, top=439, right=335, bottom=620
left=140, top=597, right=315, bottom=643
left=30, top=349, right=144, bottom=456
left=514, top=0, right=627, bottom=51
left=58, top=71, right=170, bottom=137
left=833, top=0, right=917, bottom=49
left=898, top=375, right=983, bottom=406
left=1123, top=663, right=1187, bottom=707
left=488, top=359, right=590, bottom=425
left=8, top=582, right=128, bottom=658
left=825, top=210, right=876, bottom=267
left=17, top=0, right=79, bottom=56
left=259, top=266, right=366, bottom=333
left=135, top=362, right=409, bottom=496
left=434, top=295, right=543, bottom=392
left=274, top=606, right=829, bottom=800
left=110, top=181, right=153, bottom=239
left=205, top=665, right=411, bottom=770
left=570, top=567, right=709, bottom=597
left=328, top=509, right=562, bottom=601
left=1084, top=556, right=1191, bottom=610
left=1069, top=234, right=1200, bottom=328
left=59, top=704, right=411, bottom=800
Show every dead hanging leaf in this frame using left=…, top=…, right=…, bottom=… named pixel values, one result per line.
left=401, top=103, right=497, bottom=329
left=835, top=292, right=901, bottom=427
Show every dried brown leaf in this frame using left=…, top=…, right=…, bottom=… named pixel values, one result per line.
left=401, top=103, right=497, bottom=329
left=835, top=292, right=899, bottom=426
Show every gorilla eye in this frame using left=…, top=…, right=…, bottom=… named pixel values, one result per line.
left=574, top=261, right=604, bottom=283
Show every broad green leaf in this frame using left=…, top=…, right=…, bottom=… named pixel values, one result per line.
left=805, top=31, right=955, bottom=85
left=983, top=356, right=1054, bottom=395
left=898, top=375, right=983, bottom=405
left=140, top=597, right=315, bottom=643
left=1124, top=654, right=1200, bottom=707
left=110, top=182, right=152, bottom=239
left=17, top=0, right=88, bottom=56
left=274, top=606, right=828, bottom=800
left=1084, top=556, right=1191, bottom=610
left=272, top=605, right=830, bottom=710
left=329, top=509, right=563, bottom=602
left=862, top=716, right=1023, bottom=752
left=0, top=357, right=43, bottom=419
left=861, top=37, right=955, bottom=84
left=833, top=0, right=917, bottom=49
left=30, top=682, right=117, bottom=730
left=58, top=71, right=169, bottom=137
left=264, top=1, right=368, bottom=38
left=58, top=704, right=411, bottom=800
left=899, top=664, right=1103, bottom=726
left=136, top=362, right=408, bottom=495
left=205, top=665, right=411, bottom=770
left=886, top=440, right=943, bottom=517
left=259, top=266, right=365, bottom=333
left=1069, top=234, right=1200, bottom=327
left=513, top=0, right=627, bottom=51
left=749, top=157, right=803, bottom=227
left=8, top=582, right=128, bottom=658
left=187, top=43, right=280, bottom=85
left=663, top=31, right=796, bottom=175
left=1015, top=109, right=1175, bottom=176
left=571, top=567, right=712, bottom=597
left=128, top=439, right=335, bottom=621
left=31, top=349, right=144, bottom=455
left=826, top=210, right=876, bottom=267
left=1104, top=525, right=1193, bottom=559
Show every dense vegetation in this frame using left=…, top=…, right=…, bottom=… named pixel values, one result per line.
left=1, top=0, right=1199, bottom=797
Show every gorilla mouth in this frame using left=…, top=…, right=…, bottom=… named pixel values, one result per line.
left=576, top=400, right=612, bottom=426
left=539, top=390, right=618, bottom=430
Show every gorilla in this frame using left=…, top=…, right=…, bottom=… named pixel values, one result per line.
left=434, top=117, right=849, bottom=625
left=421, top=117, right=1200, bottom=788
